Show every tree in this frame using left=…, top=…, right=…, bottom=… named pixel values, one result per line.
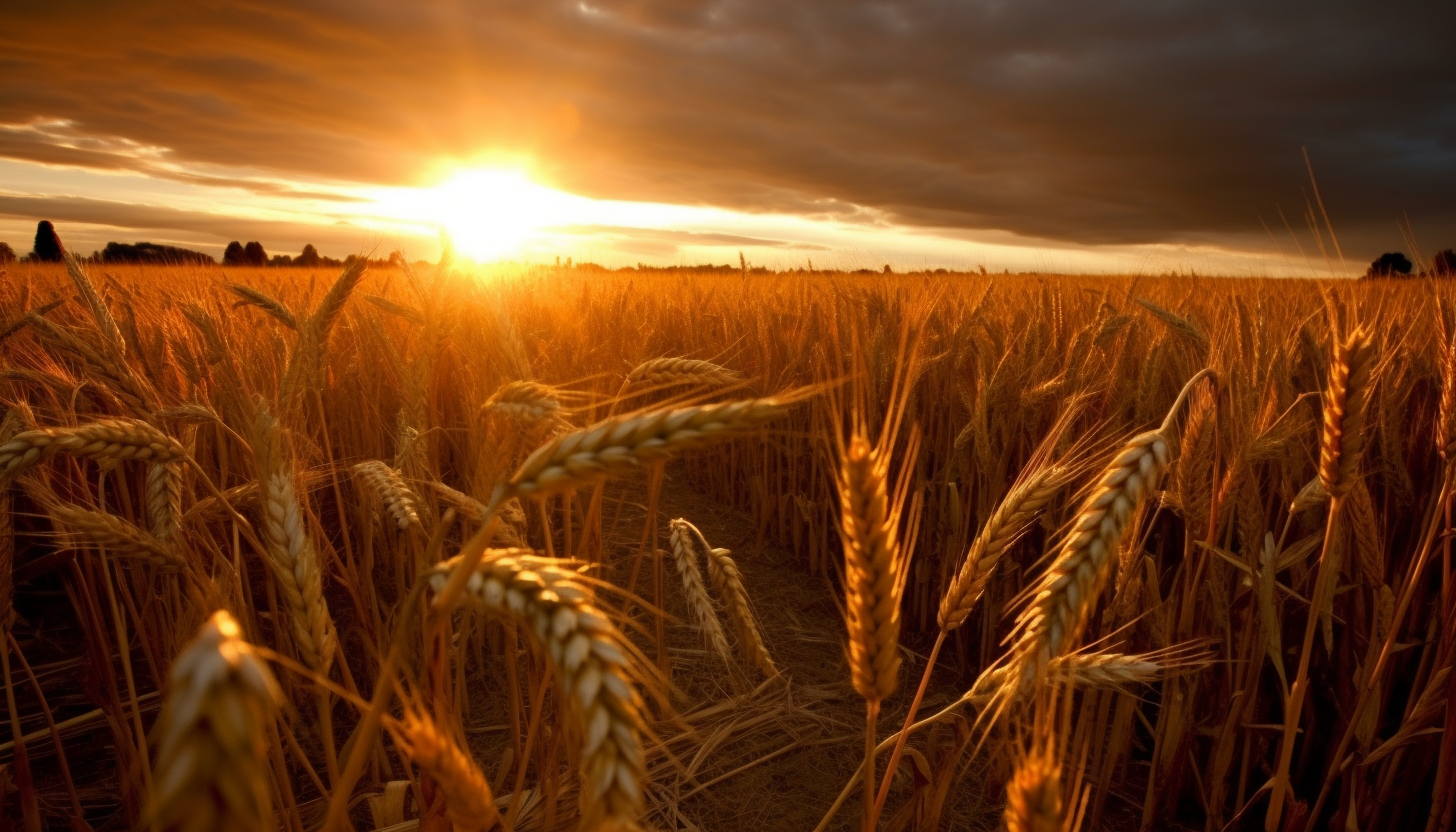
left=31, top=220, right=64, bottom=262
left=100, top=241, right=213, bottom=265
left=1366, top=252, right=1412, bottom=278
left=295, top=244, right=321, bottom=267
left=1434, top=249, right=1456, bottom=277
left=223, top=241, right=246, bottom=265
left=0, top=242, right=14, bottom=264
left=243, top=241, right=268, bottom=266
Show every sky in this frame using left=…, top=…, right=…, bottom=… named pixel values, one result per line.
left=1, top=1, right=1453, bottom=275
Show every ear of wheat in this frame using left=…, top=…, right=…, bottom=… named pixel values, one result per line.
left=226, top=284, right=299, bottom=330
left=278, top=261, right=368, bottom=421
left=428, top=481, right=527, bottom=546
left=507, top=398, right=788, bottom=500
left=963, top=648, right=1207, bottom=707
left=352, top=460, right=422, bottom=529
left=154, top=404, right=222, bottom=425
left=1013, top=369, right=1212, bottom=685
left=628, top=357, right=739, bottom=387
left=147, top=462, right=184, bottom=543
left=939, top=463, right=1074, bottom=632
left=703, top=545, right=777, bottom=677
left=667, top=519, right=737, bottom=669
left=1014, top=429, right=1170, bottom=683
left=253, top=409, right=336, bottom=672
left=150, top=610, right=280, bottom=832
left=388, top=710, right=499, bottom=832
left=1318, top=327, right=1375, bottom=498
left=63, top=251, right=127, bottom=358
left=427, top=551, right=646, bottom=830
left=0, top=418, right=186, bottom=483
left=482, top=380, right=569, bottom=429
left=837, top=433, right=903, bottom=704
left=43, top=501, right=187, bottom=572
left=1005, top=752, right=1063, bottom=832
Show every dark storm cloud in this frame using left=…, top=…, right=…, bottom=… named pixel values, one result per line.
left=2, top=1, right=1452, bottom=258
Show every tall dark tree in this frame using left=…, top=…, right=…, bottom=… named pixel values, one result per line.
left=295, top=244, right=321, bottom=267
left=0, top=242, right=14, bottom=264
left=223, top=241, right=246, bottom=265
left=1366, top=252, right=1413, bottom=278
left=1435, top=249, right=1456, bottom=277
left=31, top=220, right=64, bottom=262
left=243, top=241, right=267, bottom=266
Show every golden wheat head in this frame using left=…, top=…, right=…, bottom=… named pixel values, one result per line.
left=150, top=610, right=280, bottom=832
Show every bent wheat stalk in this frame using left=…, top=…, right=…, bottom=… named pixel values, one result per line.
left=0, top=418, right=186, bottom=483
left=432, top=397, right=792, bottom=614
left=43, top=502, right=187, bottom=572
left=627, top=357, right=739, bottom=387
left=815, top=647, right=1206, bottom=832
left=704, top=543, right=777, bottom=677
left=352, top=460, right=422, bottom=529
left=508, top=397, right=789, bottom=500
left=1013, top=368, right=1214, bottom=687
left=667, top=519, right=734, bottom=669
left=427, top=551, right=646, bottom=830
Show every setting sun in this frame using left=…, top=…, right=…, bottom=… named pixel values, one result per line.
left=376, top=167, right=570, bottom=260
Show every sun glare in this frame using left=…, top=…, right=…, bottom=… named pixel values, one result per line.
left=376, top=167, right=569, bottom=261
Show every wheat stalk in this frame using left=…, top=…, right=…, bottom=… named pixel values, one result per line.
left=1318, top=326, right=1375, bottom=498
left=667, top=519, right=736, bottom=669
left=44, top=502, right=187, bottom=572
left=963, top=650, right=1200, bottom=707
left=427, top=551, right=646, bottom=830
left=278, top=260, right=368, bottom=422
left=1439, top=328, right=1456, bottom=459
left=388, top=710, right=499, bottom=832
left=352, top=460, right=422, bottom=529
left=226, top=284, right=299, bottom=330
left=627, top=357, right=739, bottom=387
left=64, top=251, right=127, bottom=358
left=939, top=464, right=1074, bottom=632
left=1014, top=369, right=1212, bottom=684
left=0, top=418, right=186, bottom=482
left=1014, top=430, right=1169, bottom=683
left=0, top=407, right=27, bottom=630
left=149, top=610, right=280, bottom=832
left=253, top=409, right=336, bottom=672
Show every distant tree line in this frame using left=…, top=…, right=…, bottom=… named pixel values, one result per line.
left=0, top=220, right=405, bottom=269
left=1364, top=249, right=1456, bottom=278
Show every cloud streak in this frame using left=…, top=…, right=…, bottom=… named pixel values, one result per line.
left=1, top=1, right=1452, bottom=260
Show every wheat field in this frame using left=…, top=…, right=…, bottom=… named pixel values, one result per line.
left=0, top=258, right=1451, bottom=832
